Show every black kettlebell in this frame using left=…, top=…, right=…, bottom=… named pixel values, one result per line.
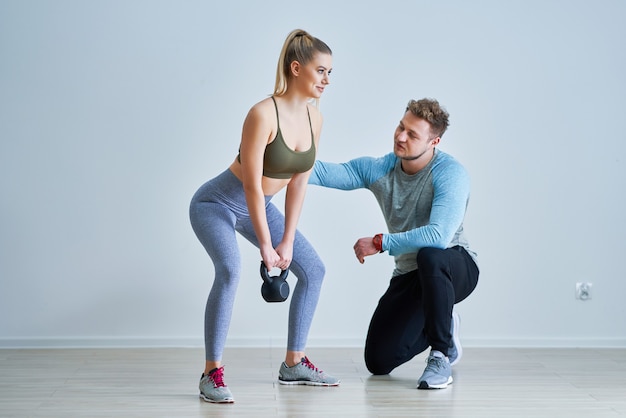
left=260, top=261, right=290, bottom=303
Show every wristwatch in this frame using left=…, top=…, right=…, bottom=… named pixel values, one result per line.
left=372, top=234, right=383, bottom=253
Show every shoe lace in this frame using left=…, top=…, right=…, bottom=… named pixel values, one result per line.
left=209, top=366, right=227, bottom=388
left=425, top=356, right=447, bottom=372
left=301, top=356, right=322, bottom=373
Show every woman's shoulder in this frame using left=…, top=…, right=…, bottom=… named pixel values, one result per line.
left=244, top=96, right=276, bottom=124
left=249, top=96, right=275, bottom=113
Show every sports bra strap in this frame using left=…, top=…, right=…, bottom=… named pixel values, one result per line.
left=271, top=96, right=280, bottom=131
left=271, top=96, right=313, bottom=137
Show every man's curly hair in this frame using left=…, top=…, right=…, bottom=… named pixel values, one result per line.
left=406, top=98, right=450, bottom=138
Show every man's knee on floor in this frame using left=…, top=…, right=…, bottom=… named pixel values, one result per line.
left=364, top=347, right=394, bottom=375
left=365, top=357, right=393, bottom=375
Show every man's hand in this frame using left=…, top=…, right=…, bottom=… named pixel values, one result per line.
left=353, top=237, right=380, bottom=264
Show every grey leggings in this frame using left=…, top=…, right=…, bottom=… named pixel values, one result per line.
left=189, top=169, right=325, bottom=361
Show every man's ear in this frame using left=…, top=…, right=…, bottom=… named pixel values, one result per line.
left=431, top=137, right=441, bottom=146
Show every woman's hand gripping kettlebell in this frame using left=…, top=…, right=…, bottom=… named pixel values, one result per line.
left=260, top=261, right=290, bottom=303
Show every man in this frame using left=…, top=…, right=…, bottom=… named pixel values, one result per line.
left=309, top=98, right=479, bottom=389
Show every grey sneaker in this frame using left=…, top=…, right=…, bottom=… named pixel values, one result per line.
left=278, top=356, right=340, bottom=386
left=199, top=367, right=234, bottom=403
left=448, top=310, right=462, bottom=366
left=417, top=351, right=453, bottom=389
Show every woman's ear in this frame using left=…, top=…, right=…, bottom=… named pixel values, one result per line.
left=290, top=60, right=301, bottom=77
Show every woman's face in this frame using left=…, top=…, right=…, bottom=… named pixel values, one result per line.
left=293, top=52, right=332, bottom=98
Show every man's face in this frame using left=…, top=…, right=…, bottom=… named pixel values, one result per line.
left=393, top=111, right=439, bottom=162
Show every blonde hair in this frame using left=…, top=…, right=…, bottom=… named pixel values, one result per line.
left=274, top=29, right=332, bottom=97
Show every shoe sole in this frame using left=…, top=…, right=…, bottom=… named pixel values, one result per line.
left=278, top=379, right=340, bottom=387
left=199, top=393, right=235, bottom=403
left=418, top=376, right=453, bottom=389
left=450, top=311, right=462, bottom=367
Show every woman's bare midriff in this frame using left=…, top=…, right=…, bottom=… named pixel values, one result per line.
left=228, top=159, right=290, bottom=196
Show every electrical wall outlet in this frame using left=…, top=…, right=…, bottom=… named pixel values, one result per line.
left=575, top=282, right=592, bottom=300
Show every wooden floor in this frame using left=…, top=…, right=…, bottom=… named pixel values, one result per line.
left=1, top=346, right=625, bottom=417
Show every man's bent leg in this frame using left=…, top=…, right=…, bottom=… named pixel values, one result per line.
left=417, top=246, right=479, bottom=357
left=364, top=272, right=429, bottom=375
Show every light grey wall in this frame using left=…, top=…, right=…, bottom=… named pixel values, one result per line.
left=1, top=0, right=625, bottom=348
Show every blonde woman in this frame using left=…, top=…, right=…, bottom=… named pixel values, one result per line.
left=189, top=29, right=338, bottom=403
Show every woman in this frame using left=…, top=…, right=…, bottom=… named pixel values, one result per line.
left=189, top=29, right=338, bottom=404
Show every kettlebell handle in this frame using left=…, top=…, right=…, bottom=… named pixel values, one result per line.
left=260, top=262, right=289, bottom=282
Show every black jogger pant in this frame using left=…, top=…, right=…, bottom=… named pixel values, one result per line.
left=364, top=246, right=479, bottom=375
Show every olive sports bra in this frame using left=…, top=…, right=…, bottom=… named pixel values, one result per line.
left=238, top=97, right=316, bottom=179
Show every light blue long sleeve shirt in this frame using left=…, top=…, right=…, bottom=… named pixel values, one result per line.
left=309, top=149, right=477, bottom=276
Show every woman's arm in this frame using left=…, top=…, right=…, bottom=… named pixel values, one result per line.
left=277, top=170, right=309, bottom=265
left=239, top=102, right=281, bottom=268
